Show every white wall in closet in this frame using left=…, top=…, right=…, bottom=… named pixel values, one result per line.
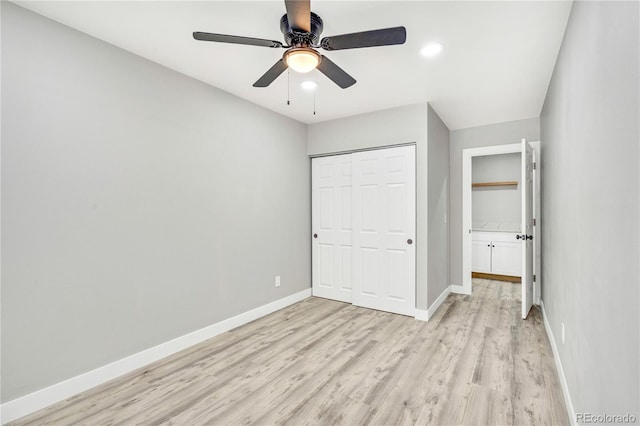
left=472, top=153, right=521, bottom=227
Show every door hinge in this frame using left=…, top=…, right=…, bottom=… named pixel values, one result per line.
left=533, top=274, right=536, bottom=282
left=533, top=162, right=537, bottom=170
left=533, top=218, right=536, bottom=226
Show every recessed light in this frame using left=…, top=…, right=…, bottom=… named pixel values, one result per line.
left=301, top=80, right=318, bottom=91
left=420, top=42, right=443, bottom=57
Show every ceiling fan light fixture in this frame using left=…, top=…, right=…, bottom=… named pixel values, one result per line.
left=284, top=48, right=321, bottom=73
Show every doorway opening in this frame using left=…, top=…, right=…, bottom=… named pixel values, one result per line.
left=459, top=140, right=540, bottom=319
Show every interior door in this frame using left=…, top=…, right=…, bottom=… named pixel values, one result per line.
left=521, top=139, right=534, bottom=319
left=311, top=154, right=353, bottom=303
left=352, top=146, right=416, bottom=316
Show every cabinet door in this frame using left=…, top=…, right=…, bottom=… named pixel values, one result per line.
left=472, top=240, right=492, bottom=273
left=492, top=241, right=522, bottom=276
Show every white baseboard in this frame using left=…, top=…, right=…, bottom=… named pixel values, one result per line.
left=427, top=286, right=451, bottom=320
left=415, top=286, right=452, bottom=322
left=449, top=284, right=471, bottom=295
left=414, top=308, right=429, bottom=321
left=1, top=288, right=312, bottom=425
left=540, top=300, right=576, bottom=426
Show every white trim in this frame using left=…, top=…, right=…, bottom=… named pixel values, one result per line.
left=426, top=286, right=451, bottom=320
left=414, top=308, right=429, bottom=321
left=449, top=284, right=471, bottom=295
left=462, top=141, right=542, bottom=311
left=462, top=143, right=521, bottom=296
left=1, top=289, right=312, bottom=425
left=540, top=300, right=576, bottom=426
left=415, top=285, right=450, bottom=322
left=529, top=141, right=542, bottom=305
left=308, top=141, right=417, bottom=158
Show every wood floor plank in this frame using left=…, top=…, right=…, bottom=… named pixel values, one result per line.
left=165, top=308, right=383, bottom=425
left=439, top=384, right=514, bottom=426
left=11, top=279, right=570, bottom=426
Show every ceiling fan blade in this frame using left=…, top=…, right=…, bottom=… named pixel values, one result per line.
left=317, top=56, right=356, bottom=89
left=253, top=59, right=288, bottom=87
left=321, top=26, right=406, bottom=51
left=285, top=0, right=311, bottom=32
left=193, top=32, right=283, bottom=48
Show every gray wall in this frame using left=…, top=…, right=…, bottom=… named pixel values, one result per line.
left=449, top=118, right=539, bottom=287
left=426, top=106, right=450, bottom=306
left=1, top=3, right=309, bottom=402
left=472, top=153, right=521, bottom=225
left=308, top=103, right=430, bottom=310
left=540, top=0, right=639, bottom=419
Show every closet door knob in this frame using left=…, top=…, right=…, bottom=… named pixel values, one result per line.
left=407, top=239, right=413, bottom=245
left=313, top=234, right=318, bottom=239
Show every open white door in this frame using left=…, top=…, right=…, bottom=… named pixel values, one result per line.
left=521, top=139, right=535, bottom=319
left=352, top=146, right=416, bottom=316
left=311, top=154, right=353, bottom=303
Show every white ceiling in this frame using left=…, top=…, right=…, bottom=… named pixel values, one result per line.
left=14, top=1, right=572, bottom=130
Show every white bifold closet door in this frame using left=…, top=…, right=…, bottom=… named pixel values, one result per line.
left=312, top=146, right=416, bottom=317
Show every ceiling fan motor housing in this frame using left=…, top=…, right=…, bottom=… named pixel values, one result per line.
left=280, top=12, right=324, bottom=47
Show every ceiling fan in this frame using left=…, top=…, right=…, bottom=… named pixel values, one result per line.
left=193, top=0, right=406, bottom=89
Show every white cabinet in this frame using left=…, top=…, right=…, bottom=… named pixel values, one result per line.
left=472, top=232, right=521, bottom=277
left=472, top=239, right=492, bottom=273
left=492, top=241, right=522, bottom=276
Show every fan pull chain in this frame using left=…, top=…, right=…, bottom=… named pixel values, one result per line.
left=313, top=89, right=316, bottom=115
left=287, top=69, right=290, bottom=106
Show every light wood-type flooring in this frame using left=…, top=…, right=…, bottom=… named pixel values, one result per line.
left=12, top=279, right=569, bottom=425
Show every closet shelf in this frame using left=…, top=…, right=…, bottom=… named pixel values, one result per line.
left=472, top=181, right=518, bottom=188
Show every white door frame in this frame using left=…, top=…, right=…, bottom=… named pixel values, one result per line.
left=521, top=138, right=535, bottom=318
left=459, top=142, right=541, bottom=299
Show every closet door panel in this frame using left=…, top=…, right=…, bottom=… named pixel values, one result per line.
left=360, top=247, right=380, bottom=296
left=312, top=154, right=353, bottom=303
left=339, top=245, right=352, bottom=291
left=318, top=243, right=334, bottom=286
left=352, top=146, right=416, bottom=316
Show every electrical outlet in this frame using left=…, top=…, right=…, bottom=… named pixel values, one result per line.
left=561, top=323, right=565, bottom=344
left=275, top=275, right=281, bottom=287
